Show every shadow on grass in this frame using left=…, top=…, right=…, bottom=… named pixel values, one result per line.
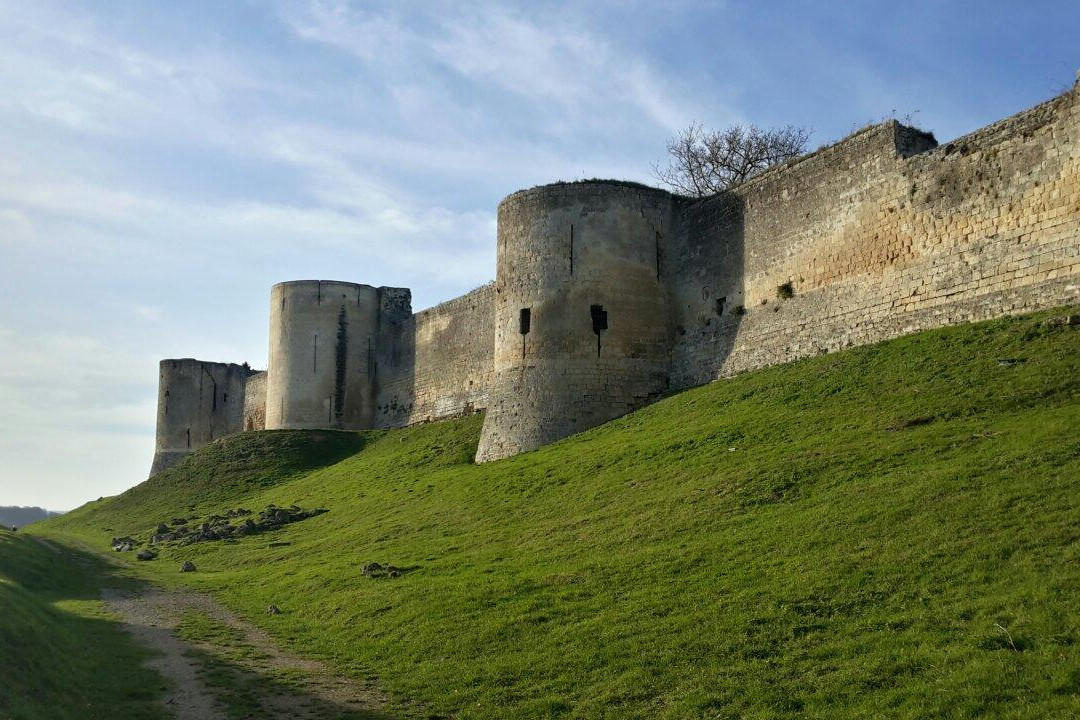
left=2, top=533, right=408, bottom=720
left=180, top=643, right=404, bottom=720
left=0, top=532, right=162, bottom=720
left=174, top=605, right=408, bottom=720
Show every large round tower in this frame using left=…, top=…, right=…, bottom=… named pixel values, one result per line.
left=265, top=280, right=380, bottom=431
left=150, top=359, right=249, bottom=475
left=475, top=182, right=676, bottom=462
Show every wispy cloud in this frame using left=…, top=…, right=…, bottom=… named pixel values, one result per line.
left=279, top=0, right=706, bottom=143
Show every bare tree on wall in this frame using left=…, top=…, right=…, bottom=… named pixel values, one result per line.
left=653, top=122, right=811, bottom=197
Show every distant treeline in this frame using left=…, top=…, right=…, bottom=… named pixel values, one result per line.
left=0, top=506, right=63, bottom=529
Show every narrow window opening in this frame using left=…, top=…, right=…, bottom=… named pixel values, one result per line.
left=519, top=307, right=531, bottom=359
left=164, top=390, right=169, bottom=416
left=590, top=304, right=608, bottom=333
left=590, top=304, right=608, bottom=357
left=569, top=225, right=574, bottom=275
left=208, top=373, right=218, bottom=412
left=716, top=296, right=727, bottom=316
left=186, top=428, right=191, bottom=448
left=223, top=393, right=228, bottom=403
left=655, top=231, right=662, bottom=280
left=312, top=333, right=318, bottom=373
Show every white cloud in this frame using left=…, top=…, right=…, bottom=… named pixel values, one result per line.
left=279, top=0, right=704, bottom=136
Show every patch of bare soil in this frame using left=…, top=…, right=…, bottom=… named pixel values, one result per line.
left=103, top=585, right=396, bottom=720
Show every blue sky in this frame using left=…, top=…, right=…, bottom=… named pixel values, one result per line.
left=0, top=0, right=1077, bottom=510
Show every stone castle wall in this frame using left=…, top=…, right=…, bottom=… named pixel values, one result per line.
left=669, top=86, right=1079, bottom=388
left=375, top=283, right=495, bottom=427
left=243, top=371, right=267, bottom=431
left=150, top=80, right=1080, bottom=474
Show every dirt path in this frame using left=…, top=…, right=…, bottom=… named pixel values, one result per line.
left=103, top=588, right=227, bottom=720
left=103, top=585, right=396, bottom=720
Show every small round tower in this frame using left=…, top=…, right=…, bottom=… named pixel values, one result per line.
left=475, top=182, right=676, bottom=462
left=265, top=280, right=380, bottom=431
left=151, top=359, right=249, bottom=475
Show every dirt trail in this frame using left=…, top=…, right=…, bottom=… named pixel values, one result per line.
left=103, top=588, right=224, bottom=720
left=103, top=585, right=396, bottom=720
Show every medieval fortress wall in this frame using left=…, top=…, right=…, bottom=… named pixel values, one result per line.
left=150, top=82, right=1080, bottom=473
left=375, top=283, right=495, bottom=427
left=670, top=88, right=1080, bottom=387
left=242, top=371, right=267, bottom=432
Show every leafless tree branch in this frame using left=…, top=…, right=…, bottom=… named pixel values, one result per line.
left=652, top=122, right=811, bottom=197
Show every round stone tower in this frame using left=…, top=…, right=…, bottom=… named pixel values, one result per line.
left=151, top=359, right=249, bottom=475
left=265, top=280, right=380, bottom=431
left=475, top=182, right=677, bottom=462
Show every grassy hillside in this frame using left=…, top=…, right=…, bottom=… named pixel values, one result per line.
left=0, top=528, right=163, bottom=719
left=64, top=429, right=366, bottom=532
left=38, top=307, right=1080, bottom=719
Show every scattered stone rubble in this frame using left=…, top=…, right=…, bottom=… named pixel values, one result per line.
left=108, top=504, right=328, bottom=553
left=1044, top=314, right=1080, bottom=328
left=111, top=536, right=138, bottom=552
left=152, top=505, right=326, bottom=546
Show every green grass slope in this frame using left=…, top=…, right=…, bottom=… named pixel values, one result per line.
left=39, top=307, right=1080, bottom=719
left=0, top=529, right=163, bottom=719
left=64, top=429, right=366, bottom=532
